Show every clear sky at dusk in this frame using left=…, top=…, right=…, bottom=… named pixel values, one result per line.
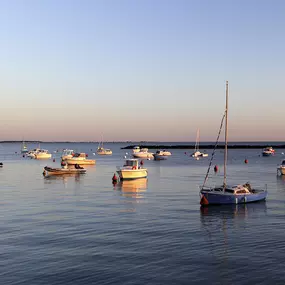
left=1, top=0, right=285, bottom=142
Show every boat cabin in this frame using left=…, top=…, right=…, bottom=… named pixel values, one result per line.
left=132, top=146, right=140, bottom=153
left=73, top=153, right=86, bottom=158
left=38, top=149, right=49, bottom=154
left=123, top=159, right=139, bottom=169
left=62, top=149, right=74, bottom=156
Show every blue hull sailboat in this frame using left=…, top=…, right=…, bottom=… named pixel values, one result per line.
left=200, top=81, right=267, bottom=206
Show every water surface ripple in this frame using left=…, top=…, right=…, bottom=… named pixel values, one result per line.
left=1, top=143, right=285, bottom=284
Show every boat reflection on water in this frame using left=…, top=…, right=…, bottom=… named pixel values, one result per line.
left=199, top=202, right=267, bottom=274
left=114, top=178, right=148, bottom=198
left=276, top=174, right=285, bottom=188
left=43, top=173, right=82, bottom=187
left=200, top=202, right=267, bottom=219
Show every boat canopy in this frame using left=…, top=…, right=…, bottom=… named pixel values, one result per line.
left=62, top=149, right=74, bottom=155
left=73, top=153, right=86, bottom=158
left=124, top=159, right=139, bottom=167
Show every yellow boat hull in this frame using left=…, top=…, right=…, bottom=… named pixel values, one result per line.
left=65, top=159, right=96, bottom=165
left=117, top=169, right=148, bottom=180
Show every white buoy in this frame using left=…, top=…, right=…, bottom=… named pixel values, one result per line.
left=282, top=152, right=284, bottom=155
left=124, top=156, right=127, bottom=159
left=93, top=153, right=96, bottom=155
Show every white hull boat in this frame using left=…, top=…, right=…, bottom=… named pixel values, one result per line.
left=191, top=129, right=208, bottom=158
left=61, top=149, right=74, bottom=160
left=116, top=159, right=148, bottom=180
left=34, top=149, right=52, bottom=159
left=132, top=148, right=154, bottom=159
left=65, top=153, right=96, bottom=165
left=277, top=160, right=285, bottom=175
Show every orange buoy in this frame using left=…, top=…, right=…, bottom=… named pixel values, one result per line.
left=214, top=165, right=218, bottom=172
left=244, top=159, right=248, bottom=164
left=112, top=173, right=118, bottom=184
left=200, top=195, right=209, bottom=206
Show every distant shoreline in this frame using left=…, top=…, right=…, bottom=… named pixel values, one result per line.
left=1, top=141, right=285, bottom=149
left=121, top=144, right=285, bottom=149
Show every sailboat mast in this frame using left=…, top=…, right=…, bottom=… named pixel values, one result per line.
left=197, top=128, right=200, bottom=151
left=223, top=81, right=229, bottom=189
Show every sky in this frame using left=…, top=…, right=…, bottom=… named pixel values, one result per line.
left=1, top=0, right=285, bottom=142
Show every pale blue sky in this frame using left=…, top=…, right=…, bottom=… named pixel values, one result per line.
left=1, top=0, right=284, bottom=141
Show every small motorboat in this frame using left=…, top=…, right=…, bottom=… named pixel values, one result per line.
left=116, top=158, right=148, bottom=180
left=26, top=148, right=40, bottom=158
left=35, top=149, right=52, bottom=159
left=191, top=151, right=209, bottom=158
left=132, top=148, right=154, bottom=159
left=97, top=147, right=112, bottom=155
left=65, top=153, right=96, bottom=165
left=153, top=150, right=168, bottom=160
left=43, top=164, right=86, bottom=176
left=160, top=150, right=172, bottom=156
left=262, top=147, right=275, bottom=156
left=277, top=159, right=285, bottom=175
left=61, top=149, right=74, bottom=160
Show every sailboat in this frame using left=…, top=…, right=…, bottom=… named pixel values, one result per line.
left=191, top=129, right=208, bottom=158
left=199, top=81, right=267, bottom=205
left=96, top=135, right=112, bottom=155
left=21, top=140, right=29, bottom=153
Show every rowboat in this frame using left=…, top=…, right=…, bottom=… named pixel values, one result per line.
left=43, top=165, right=86, bottom=176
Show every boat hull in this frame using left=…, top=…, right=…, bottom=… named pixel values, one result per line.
left=161, top=152, right=171, bottom=156
left=35, top=154, right=52, bottom=159
left=154, top=154, right=167, bottom=160
left=132, top=153, right=154, bottom=159
left=97, top=151, right=112, bottom=155
left=192, top=151, right=208, bottom=157
left=200, top=190, right=267, bottom=205
left=43, top=166, right=86, bottom=176
left=116, top=169, right=148, bottom=180
left=61, top=155, right=73, bottom=160
left=65, top=159, right=96, bottom=165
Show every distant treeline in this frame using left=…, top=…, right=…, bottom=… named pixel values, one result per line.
left=121, top=144, right=285, bottom=149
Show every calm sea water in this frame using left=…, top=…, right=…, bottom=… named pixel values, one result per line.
left=1, top=142, right=285, bottom=285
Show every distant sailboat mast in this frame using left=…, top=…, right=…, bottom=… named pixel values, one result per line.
left=196, top=129, right=200, bottom=152
left=223, top=81, right=229, bottom=191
